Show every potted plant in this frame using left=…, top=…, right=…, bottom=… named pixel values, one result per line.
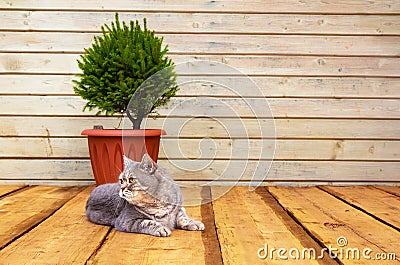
left=73, top=13, right=178, bottom=185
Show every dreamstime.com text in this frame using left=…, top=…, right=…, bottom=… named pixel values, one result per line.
left=257, top=236, right=397, bottom=261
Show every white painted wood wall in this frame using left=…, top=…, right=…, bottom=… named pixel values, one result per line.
left=0, top=1, right=399, bottom=185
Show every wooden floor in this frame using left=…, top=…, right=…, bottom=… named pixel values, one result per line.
left=0, top=185, right=399, bottom=264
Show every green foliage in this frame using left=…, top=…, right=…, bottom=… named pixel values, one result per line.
left=73, top=13, right=178, bottom=128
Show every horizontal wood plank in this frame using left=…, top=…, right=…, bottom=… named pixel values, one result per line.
left=2, top=32, right=400, bottom=56
left=0, top=74, right=74, bottom=95
left=2, top=75, right=400, bottom=98
left=1, top=0, right=399, bottom=14
left=160, top=160, right=400, bottom=182
left=1, top=137, right=399, bottom=161
left=0, top=137, right=89, bottom=158
left=4, top=179, right=400, bottom=187
left=0, top=159, right=398, bottom=182
left=0, top=116, right=122, bottom=137
left=0, top=53, right=79, bottom=74
left=0, top=180, right=95, bottom=186
left=1, top=11, right=400, bottom=35
left=1, top=54, right=400, bottom=77
left=1, top=117, right=400, bottom=140
left=0, top=159, right=93, bottom=180
left=268, top=187, right=400, bottom=264
left=158, top=118, right=400, bottom=140
left=320, top=186, right=400, bottom=229
left=176, top=77, right=400, bottom=98
left=160, top=139, right=400, bottom=161
left=0, top=185, right=83, bottom=249
left=1, top=96, right=399, bottom=118
left=0, top=187, right=112, bottom=264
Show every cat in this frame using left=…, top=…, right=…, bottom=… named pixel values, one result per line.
left=86, top=153, right=205, bottom=237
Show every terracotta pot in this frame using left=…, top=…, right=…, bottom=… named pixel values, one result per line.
left=81, top=129, right=165, bottom=185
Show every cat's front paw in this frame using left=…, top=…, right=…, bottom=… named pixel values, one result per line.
left=142, top=220, right=171, bottom=237
left=154, top=226, right=171, bottom=237
left=178, top=217, right=205, bottom=231
left=188, top=220, right=205, bottom=231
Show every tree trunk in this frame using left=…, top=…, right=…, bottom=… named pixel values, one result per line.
left=126, top=110, right=144, bottom=130
left=132, top=117, right=143, bottom=130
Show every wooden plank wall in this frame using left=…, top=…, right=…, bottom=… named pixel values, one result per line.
left=0, top=0, right=399, bottom=185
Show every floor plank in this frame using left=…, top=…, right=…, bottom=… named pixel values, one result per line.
left=199, top=187, right=224, bottom=265
left=0, top=187, right=111, bottom=264
left=269, top=187, right=400, bottom=264
left=375, top=186, right=400, bottom=197
left=255, top=188, right=338, bottom=265
left=0, top=185, right=25, bottom=197
left=0, top=185, right=83, bottom=249
left=88, top=204, right=208, bottom=264
left=211, top=187, right=324, bottom=265
left=320, top=186, right=400, bottom=230
left=0, top=185, right=398, bottom=264
left=88, top=207, right=205, bottom=264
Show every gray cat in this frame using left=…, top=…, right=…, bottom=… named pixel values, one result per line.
left=86, top=154, right=204, bottom=237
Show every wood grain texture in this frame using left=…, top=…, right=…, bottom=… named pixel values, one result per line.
left=2, top=75, right=400, bottom=98
left=2, top=32, right=400, bottom=56
left=1, top=137, right=399, bottom=161
left=268, top=187, right=400, bottom=264
left=1, top=185, right=398, bottom=264
left=0, top=116, right=121, bottom=137
left=0, top=0, right=399, bottom=186
left=0, top=159, right=93, bottom=180
left=0, top=187, right=399, bottom=265
left=160, top=139, right=400, bottom=161
left=211, top=187, right=320, bottom=264
left=199, top=187, right=224, bottom=265
left=88, top=206, right=207, bottom=265
left=4, top=180, right=399, bottom=187
left=0, top=185, right=83, bottom=249
left=1, top=11, right=400, bottom=35
left=375, top=186, right=400, bottom=197
left=1, top=0, right=399, bottom=14
left=2, top=117, right=400, bottom=140
left=254, top=187, right=338, bottom=265
left=160, top=160, right=400, bottom=182
left=320, top=186, right=400, bottom=229
left=0, top=137, right=88, bottom=158
left=1, top=54, right=400, bottom=77
left=1, top=96, right=399, bottom=118
left=0, top=185, right=25, bottom=197
left=0, top=187, right=111, bottom=264
left=0, top=159, right=398, bottom=182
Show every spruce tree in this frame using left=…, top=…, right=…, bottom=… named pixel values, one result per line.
left=73, top=13, right=178, bottom=129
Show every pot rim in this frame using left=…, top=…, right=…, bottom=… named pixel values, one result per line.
left=81, top=129, right=166, bottom=137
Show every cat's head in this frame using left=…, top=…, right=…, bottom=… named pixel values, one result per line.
left=118, top=154, right=157, bottom=203
left=118, top=153, right=181, bottom=206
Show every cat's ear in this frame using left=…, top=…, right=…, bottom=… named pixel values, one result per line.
left=123, top=155, right=133, bottom=168
left=139, top=153, right=156, bottom=174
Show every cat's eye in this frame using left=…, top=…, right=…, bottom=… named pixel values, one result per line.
left=128, top=177, right=135, bottom=184
left=119, top=179, right=124, bottom=184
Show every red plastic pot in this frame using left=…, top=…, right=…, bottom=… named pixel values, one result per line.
left=82, top=129, right=165, bottom=185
